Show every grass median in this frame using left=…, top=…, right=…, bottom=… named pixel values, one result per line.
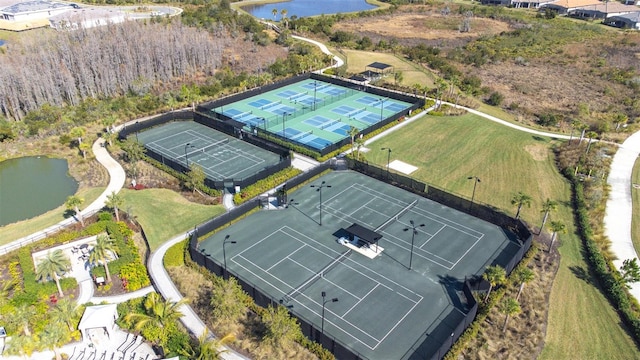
left=366, top=113, right=639, bottom=358
left=119, top=188, right=226, bottom=251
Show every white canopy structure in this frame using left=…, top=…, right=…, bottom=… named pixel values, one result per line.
left=78, top=304, right=118, bottom=343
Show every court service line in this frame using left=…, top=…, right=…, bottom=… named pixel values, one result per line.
left=343, top=284, right=379, bottom=318
left=380, top=231, right=456, bottom=270
left=265, top=245, right=309, bottom=272
left=449, top=235, right=484, bottom=269
left=373, top=298, right=423, bottom=350
left=419, top=224, right=446, bottom=250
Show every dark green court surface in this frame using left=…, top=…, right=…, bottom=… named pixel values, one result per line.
left=137, top=121, right=281, bottom=181
left=199, top=171, right=522, bottom=359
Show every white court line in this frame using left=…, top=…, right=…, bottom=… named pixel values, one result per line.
left=266, top=246, right=307, bottom=272
left=419, top=224, right=446, bottom=250
left=449, top=235, right=484, bottom=269
left=343, top=284, right=379, bottom=317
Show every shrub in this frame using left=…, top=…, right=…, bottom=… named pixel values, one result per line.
left=486, top=91, right=504, bottom=106
left=164, top=240, right=186, bottom=267
left=233, top=167, right=301, bottom=205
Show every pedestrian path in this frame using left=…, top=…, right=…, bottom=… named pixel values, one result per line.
left=605, top=131, right=640, bottom=302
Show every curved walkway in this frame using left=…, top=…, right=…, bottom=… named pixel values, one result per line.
left=605, top=131, right=640, bottom=301
left=0, top=137, right=126, bottom=255
left=148, top=232, right=250, bottom=360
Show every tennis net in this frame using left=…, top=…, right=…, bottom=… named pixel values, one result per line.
left=184, top=138, right=229, bottom=158
left=375, top=199, right=418, bottom=232
left=282, top=250, right=352, bottom=303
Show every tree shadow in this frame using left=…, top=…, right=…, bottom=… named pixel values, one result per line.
left=569, top=265, right=591, bottom=285
left=532, top=135, right=546, bottom=142
left=63, top=209, right=76, bottom=219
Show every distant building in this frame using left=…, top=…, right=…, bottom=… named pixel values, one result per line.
left=49, top=8, right=126, bottom=30
left=569, top=2, right=639, bottom=19
left=604, top=11, right=640, bottom=28
left=0, top=0, right=73, bottom=22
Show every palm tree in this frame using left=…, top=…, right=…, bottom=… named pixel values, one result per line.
left=51, top=298, right=82, bottom=331
left=272, top=8, right=278, bottom=20
left=39, top=321, right=67, bottom=360
left=498, top=297, right=521, bottom=332
left=103, top=131, right=116, bottom=147
left=102, top=115, right=117, bottom=133
left=0, top=279, right=16, bottom=307
left=280, top=8, right=288, bottom=28
left=7, top=304, right=37, bottom=336
left=483, top=265, right=506, bottom=302
left=513, top=267, right=535, bottom=300
left=125, top=292, right=188, bottom=344
left=539, top=198, right=558, bottom=235
left=5, top=332, right=37, bottom=358
left=348, top=126, right=359, bottom=154
left=35, top=249, right=71, bottom=298
left=355, top=137, right=365, bottom=161
left=79, top=141, right=91, bottom=159
left=180, top=329, right=234, bottom=360
left=105, top=191, right=124, bottom=222
left=548, top=220, right=566, bottom=252
left=65, top=195, right=84, bottom=227
left=90, top=234, right=118, bottom=283
left=511, top=192, right=532, bottom=219
left=70, top=126, right=85, bottom=146
left=585, top=131, right=598, bottom=153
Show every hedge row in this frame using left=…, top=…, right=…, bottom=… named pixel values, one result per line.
left=233, top=167, right=302, bottom=205
left=444, top=245, right=538, bottom=360
left=565, top=169, right=640, bottom=342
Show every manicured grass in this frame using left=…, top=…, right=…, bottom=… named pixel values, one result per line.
left=120, top=188, right=225, bottom=251
left=632, top=158, right=640, bottom=253
left=341, top=49, right=435, bottom=88
left=0, top=187, right=105, bottom=246
left=367, top=113, right=639, bottom=358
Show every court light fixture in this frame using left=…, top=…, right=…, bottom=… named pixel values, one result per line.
left=184, top=142, right=195, bottom=168
left=381, top=147, right=392, bottom=180
left=403, top=220, right=425, bottom=270
left=310, top=181, right=331, bottom=226
left=222, top=235, right=237, bottom=279
left=467, top=176, right=481, bottom=210
left=321, top=291, right=339, bottom=339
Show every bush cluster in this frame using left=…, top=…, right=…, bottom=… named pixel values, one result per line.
left=565, top=169, right=640, bottom=342
left=233, top=167, right=302, bottom=205
left=140, top=154, right=221, bottom=197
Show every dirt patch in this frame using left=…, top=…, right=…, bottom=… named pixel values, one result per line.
left=524, top=144, right=548, bottom=161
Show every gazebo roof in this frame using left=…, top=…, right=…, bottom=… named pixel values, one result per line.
left=345, top=223, right=383, bottom=244
left=366, top=62, right=393, bottom=71
left=78, top=304, right=118, bottom=331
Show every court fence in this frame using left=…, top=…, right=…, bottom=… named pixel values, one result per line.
left=117, top=110, right=292, bottom=190
left=187, top=159, right=531, bottom=360
left=194, top=73, right=425, bottom=157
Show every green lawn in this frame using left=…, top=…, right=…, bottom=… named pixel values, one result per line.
left=120, top=188, right=225, bottom=251
left=0, top=187, right=105, bottom=246
left=367, top=113, right=639, bottom=358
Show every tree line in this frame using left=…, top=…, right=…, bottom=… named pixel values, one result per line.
left=0, top=19, right=231, bottom=121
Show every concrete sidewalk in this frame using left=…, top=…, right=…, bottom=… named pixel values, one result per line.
left=605, top=130, right=640, bottom=301
left=148, top=232, right=250, bottom=360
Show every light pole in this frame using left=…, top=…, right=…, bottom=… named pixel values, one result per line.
left=403, top=220, right=425, bottom=270
left=321, top=291, right=338, bottom=339
left=184, top=143, right=195, bottom=168
left=135, top=121, right=139, bottom=142
left=310, top=181, right=331, bottom=226
left=379, top=98, right=388, bottom=120
left=467, top=176, right=481, bottom=209
left=313, top=81, right=319, bottom=111
left=381, top=147, right=392, bottom=179
left=222, top=235, right=236, bottom=279
left=282, top=112, right=290, bottom=138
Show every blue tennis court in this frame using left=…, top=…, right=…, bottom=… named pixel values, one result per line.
left=248, top=98, right=271, bottom=108
left=304, top=116, right=332, bottom=128
left=277, top=90, right=298, bottom=98
left=333, top=105, right=356, bottom=116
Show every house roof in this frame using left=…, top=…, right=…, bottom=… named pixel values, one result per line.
left=345, top=223, right=383, bottom=244
left=1, top=1, right=71, bottom=15
left=607, top=11, right=640, bottom=21
left=575, top=2, right=640, bottom=13
left=50, top=8, right=125, bottom=22
left=78, top=304, right=118, bottom=331
left=547, top=0, right=601, bottom=9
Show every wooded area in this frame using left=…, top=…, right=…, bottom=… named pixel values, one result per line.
left=0, top=20, right=234, bottom=120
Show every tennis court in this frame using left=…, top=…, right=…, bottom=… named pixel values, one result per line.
left=136, top=121, right=281, bottom=181
left=199, top=171, right=523, bottom=359
left=208, top=78, right=413, bottom=151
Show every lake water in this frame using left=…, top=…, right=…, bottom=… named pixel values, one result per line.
left=243, top=0, right=377, bottom=19
left=0, top=157, right=79, bottom=227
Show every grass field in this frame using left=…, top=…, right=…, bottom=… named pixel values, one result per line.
left=0, top=187, right=105, bottom=246
left=119, top=188, right=225, bottom=251
left=632, top=158, right=640, bottom=254
left=339, top=48, right=435, bottom=88
left=366, top=113, right=639, bottom=358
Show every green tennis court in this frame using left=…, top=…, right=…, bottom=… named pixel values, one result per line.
left=208, top=78, right=413, bottom=151
left=198, top=171, right=523, bottom=359
left=137, top=121, right=281, bottom=181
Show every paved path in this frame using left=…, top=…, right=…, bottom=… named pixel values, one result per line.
left=148, top=232, right=250, bottom=360
left=605, top=131, right=640, bottom=301
left=0, top=137, right=126, bottom=255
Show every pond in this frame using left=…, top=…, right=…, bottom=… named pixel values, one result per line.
left=0, top=157, right=79, bottom=227
left=242, top=0, right=377, bottom=19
